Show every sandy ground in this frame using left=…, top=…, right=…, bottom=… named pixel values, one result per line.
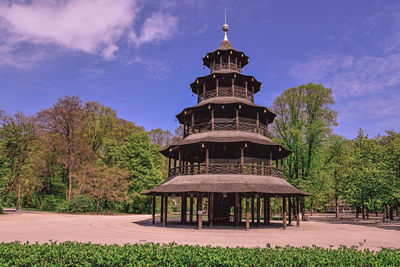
left=0, top=210, right=399, bottom=250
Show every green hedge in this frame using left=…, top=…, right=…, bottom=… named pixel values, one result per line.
left=0, top=242, right=399, bottom=266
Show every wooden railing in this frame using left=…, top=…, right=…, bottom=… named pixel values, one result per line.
left=168, top=163, right=283, bottom=178
left=210, top=62, right=242, bottom=73
left=183, top=120, right=268, bottom=137
left=198, top=86, right=254, bottom=102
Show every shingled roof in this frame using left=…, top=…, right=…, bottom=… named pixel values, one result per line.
left=143, top=174, right=311, bottom=196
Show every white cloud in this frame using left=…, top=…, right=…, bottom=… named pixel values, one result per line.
left=0, top=0, right=178, bottom=67
left=129, top=12, right=178, bottom=46
left=289, top=53, right=400, bottom=98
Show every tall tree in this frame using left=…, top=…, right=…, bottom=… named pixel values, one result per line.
left=36, top=96, right=89, bottom=200
left=148, top=128, right=172, bottom=147
left=271, top=84, right=337, bottom=181
left=0, top=112, right=36, bottom=208
left=84, top=102, right=118, bottom=154
left=271, top=83, right=337, bottom=213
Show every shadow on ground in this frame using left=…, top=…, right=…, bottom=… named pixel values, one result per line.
left=133, top=217, right=292, bottom=230
left=308, top=213, right=400, bottom=231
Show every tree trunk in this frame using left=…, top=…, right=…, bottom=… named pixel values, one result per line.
left=356, top=206, right=359, bottom=218
left=96, top=199, right=100, bottom=213
left=389, top=206, right=394, bottom=221
left=17, top=181, right=21, bottom=210
left=68, top=170, right=72, bottom=201
left=335, top=196, right=339, bottom=220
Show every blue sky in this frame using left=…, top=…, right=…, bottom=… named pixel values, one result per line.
left=0, top=0, right=399, bottom=139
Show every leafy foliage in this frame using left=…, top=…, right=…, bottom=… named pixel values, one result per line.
left=0, top=242, right=399, bottom=266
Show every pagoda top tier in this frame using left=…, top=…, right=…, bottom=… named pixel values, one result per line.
left=202, top=21, right=249, bottom=74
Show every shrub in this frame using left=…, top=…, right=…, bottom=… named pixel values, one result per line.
left=66, top=195, right=96, bottom=213
left=0, top=201, right=3, bottom=214
left=0, top=242, right=399, bottom=266
left=55, top=200, right=70, bottom=213
left=41, top=195, right=61, bottom=211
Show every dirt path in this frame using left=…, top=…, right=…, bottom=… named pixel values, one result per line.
left=0, top=211, right=399, bottom=250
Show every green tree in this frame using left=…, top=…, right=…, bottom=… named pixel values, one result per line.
left=37, top=96, right=90, bottom=200
left=0, top=112, right=36, bottom=208
left=271, top=83, right=337, bottom=213
left=102, top=132, right=164, bottom=213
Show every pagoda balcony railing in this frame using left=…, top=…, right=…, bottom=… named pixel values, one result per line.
left=183, top=120, right=268, bottom=137
left=199, top=86, right=254, bottom=102
left=210, top=62, right=242, bottom=73
left=168, top=163, right=283, bottom=178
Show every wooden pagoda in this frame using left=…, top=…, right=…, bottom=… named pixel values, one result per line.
left=143, top=21, right=310, bottom=230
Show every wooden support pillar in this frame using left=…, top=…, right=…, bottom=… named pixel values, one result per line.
left=269, top=151, right=272, bottom=175
left=211, top=109, right=214, bottom=131
left=288, top=197, right=292, bottom=225
left=239, top=195, right=243, bottom=225
left=251, top=197, right=255, bottom=223
left=245, top=197, right=250, bottom=231
left=197, top=194, right=203, bottom=230
left=251, top=86, right=254, bottom=102
left=281, top=158, right=284, bottom=177
left=235, top=193, right=239, bottom=227
left=152, top=195, right=156, bottom=224
left=282, top=196, right=287, bottom=229
left=210, top=193, right=214, bottom=227
left=190, top=195, right=194, bottom=225
left=178, top=149, right=182, bottom=174
left=256, top=195, right=261, bottom=226
left=296, top=196, right=300, bottom=226
left=232, top=78, right=235, bottom=96
left=236, top=108, right=239, bottom=130
left=163, top=194, right=168, bottom=227
left=168, top=157, right=171, bottom=177
left=256, top=112, right=260, bottom=133
left=181, top=195, right=187, bottom=224
left=191, top=112, right=195, bottom=128
left=245, top=81, right=248, bottom=98
left=228, top=55, right=231, bottom=70
left=240, top=146, right=244, bottom=173
left=216, top=78, right=219, bottom=96
left=266, top=196, right=271, bottom=225
left=160, top=195, right=164, bottom=223
left=203, top=82, right=206, bottom=99
left=205, top=145, right=209, bottom=174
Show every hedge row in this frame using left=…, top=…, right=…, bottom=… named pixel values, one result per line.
left=0, top=242, right=399, bottom=266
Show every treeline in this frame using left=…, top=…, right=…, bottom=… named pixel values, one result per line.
left=1, top=84, right=399, bottom=217
left=271, top=83, right=400, bottom=219
left=0, top=96, right=177, bottom=213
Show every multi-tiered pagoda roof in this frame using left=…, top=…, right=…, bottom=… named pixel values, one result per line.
left=144, top=19, right=309, bottom=230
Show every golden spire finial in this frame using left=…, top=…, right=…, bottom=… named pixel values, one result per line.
left=222, top=8, right=229, bottom=41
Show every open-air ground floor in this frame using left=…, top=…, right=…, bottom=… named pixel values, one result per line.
left=0, top=210, right=399, bottom=250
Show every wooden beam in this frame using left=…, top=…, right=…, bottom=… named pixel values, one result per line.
left=282, top=196, right=287, bottom=229
left=245, top=197, right=250, bottom=231
left=190, top=195, right=193, bottom=225
left=266, top=196, right=271, bottom=225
